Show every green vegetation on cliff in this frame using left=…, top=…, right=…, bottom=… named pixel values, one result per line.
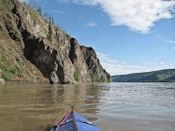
left=0, top=41, right=21, bottom=81
left=0, top=0, right=13, bottom=12
left=0, top=0, right=111, bottom=84
left=0, top=38, right=47, bottom=83
left=112, top=69, right=175, bottom=82
left=81, top=46, right=111, bottom=83
left=74, top=72, right=80, bottom=82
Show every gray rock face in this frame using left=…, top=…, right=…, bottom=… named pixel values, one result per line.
left=0, top=78, right=5, bottom=85
left=0, top=0, right=111, bottom=84
left=0, top=69, right=5, bottom=85
left=69, top=38, right=91, bottom=83
left=23, top=37, right=75, bottom=84
left=81, top=46, right=111, bottom=82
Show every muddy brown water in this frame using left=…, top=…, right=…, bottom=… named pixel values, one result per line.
left=0, top=82, right=175, bottom=131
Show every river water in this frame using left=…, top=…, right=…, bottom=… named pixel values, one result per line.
left=0, top=82, right=175, bottom=131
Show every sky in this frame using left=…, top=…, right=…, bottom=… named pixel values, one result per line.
left=21, top=0, right=175, bottom=76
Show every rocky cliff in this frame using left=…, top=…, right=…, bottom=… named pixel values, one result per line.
left=0, top=0, right=111, bottom=84
left=81, top=46, right=111, bottom=82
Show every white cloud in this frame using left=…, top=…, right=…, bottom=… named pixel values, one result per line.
left=52, top=10, right=64, bottom=14
left=20, top=0, right=30, bottom=3
left=85, top=22, right=97, bottom=27
left=168, top=41, right=175, bottom=50
left=159, top=61, right=165, bottom=65
left=56, top=0, right=69, bottom=2
left=97, top=52, right=146, bottom=75
left=57, top=0, right=175, bottom=33
left=145, top=61, right=166, bottom=65
left=168, top=40, right=175, bottom=44
left=97, top=52, right=171, bottom=76
left=97, top=52, right=119, bottom=64
left=20, top=0, right=40, bottom=4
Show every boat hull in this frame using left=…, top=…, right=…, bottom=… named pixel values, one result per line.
left=51, top=108, right=101, bottom=131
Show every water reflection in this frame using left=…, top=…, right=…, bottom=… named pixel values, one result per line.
left=0, top=82, right=175, bottom=131
left=0, top=83, right=104, bottom=131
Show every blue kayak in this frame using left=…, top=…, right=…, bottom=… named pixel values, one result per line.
left=51, top=107, right=101, bottom=131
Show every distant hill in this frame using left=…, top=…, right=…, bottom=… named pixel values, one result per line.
left=112, top=69, right=175, bottom=82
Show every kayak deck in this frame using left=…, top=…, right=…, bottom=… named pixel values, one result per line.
left=51, top=107, right=101, bottom=131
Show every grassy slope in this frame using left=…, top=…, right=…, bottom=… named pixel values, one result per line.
left=0, top=37, right=48, bottom=83
left=0, top=0, right=48, bottom=83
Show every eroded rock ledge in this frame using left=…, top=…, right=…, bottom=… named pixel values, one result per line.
left=0, top=0, right=111, bottom=84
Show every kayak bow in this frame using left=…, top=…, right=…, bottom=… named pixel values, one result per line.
left=51, top=107, right=101, bottom=131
